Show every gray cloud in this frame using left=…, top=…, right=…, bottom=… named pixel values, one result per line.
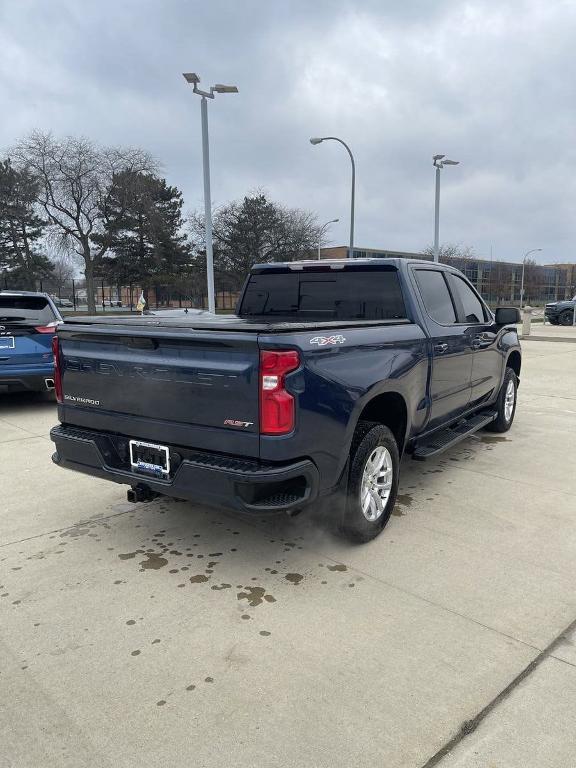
left=1, top=0, right=575, bottom=262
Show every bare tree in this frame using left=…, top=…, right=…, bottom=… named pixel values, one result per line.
left=189, top=193, right=321, bottom=291
left=48, top=252, right=76, bottom=296
left=422, top=242, right=476, bottom=262
left=13, top=131, right=155, bottom=312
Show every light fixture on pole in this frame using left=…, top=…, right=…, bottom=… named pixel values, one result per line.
left=310, top=137, right=355, bottom=257
left=520, top=248, right=542, bottom=309
left=432, top=154, right=459, bottom=263
left=183, top=72, right=238, bottom=314
left=317, top=218, right=339, bottom=260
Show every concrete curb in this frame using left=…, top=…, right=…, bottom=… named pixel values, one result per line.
left=521, top=335, right=576, bottom=343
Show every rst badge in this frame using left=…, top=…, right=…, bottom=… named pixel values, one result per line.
left=309, top=335, right=346, bottom=346
left=223, top=419, right=254, bottom=428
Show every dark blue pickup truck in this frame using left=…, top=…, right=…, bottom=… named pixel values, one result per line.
left=50, top=258, right=521, bottom=542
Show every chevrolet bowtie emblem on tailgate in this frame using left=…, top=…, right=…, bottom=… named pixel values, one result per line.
left=309, top=335, right=346, bottom=346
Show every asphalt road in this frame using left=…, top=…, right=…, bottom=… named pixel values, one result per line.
left=2, top=340, right=576, bottom=768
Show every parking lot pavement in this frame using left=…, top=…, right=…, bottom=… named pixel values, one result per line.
left=1, top=341, right=576, bottom=768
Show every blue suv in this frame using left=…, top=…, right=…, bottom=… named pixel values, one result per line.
left=0, top=291, right=63, bottom=394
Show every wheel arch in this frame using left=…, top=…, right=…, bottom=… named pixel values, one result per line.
left=355, top=391, right=409, bottom=455
left=507, top=349, right=521, bottom=381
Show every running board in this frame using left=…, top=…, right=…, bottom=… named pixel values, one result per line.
left=412, top=411, right=497, bottom=461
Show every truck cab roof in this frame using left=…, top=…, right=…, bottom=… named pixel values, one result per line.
left=252, top=257, right=432, bottom=270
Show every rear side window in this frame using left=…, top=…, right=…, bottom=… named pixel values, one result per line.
left=449, top=275, right=486, bottom=324
left=0, top=296, right=57, bottom=324
left=239, top=268, right=406, bottom=321
left=414, top=270, right=456, bottom=324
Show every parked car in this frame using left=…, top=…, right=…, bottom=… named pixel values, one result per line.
left=0, top=291, right=62, bottom=393
left=50, top=258, right=521, bottom=542
left=544, top=299, right=576, bottom=325
left=50, top=296, right=74, bottom=309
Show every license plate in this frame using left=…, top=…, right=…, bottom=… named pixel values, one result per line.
left=129, top=440, right=170, bottom=477
left=0, top=336, right=15, bottom=349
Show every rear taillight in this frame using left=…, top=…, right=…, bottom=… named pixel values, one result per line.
left=52, top=335, right=63, bottom=403
left=35, top=323, right=59, bottom=334
left=260, top=350, right=300, bottom=435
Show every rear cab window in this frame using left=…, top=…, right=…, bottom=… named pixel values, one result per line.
left=239, top=265, right=407, bottom=321
left=413, top=270, right=456, bottom=324
left=0, top=296, right=59, bottom=325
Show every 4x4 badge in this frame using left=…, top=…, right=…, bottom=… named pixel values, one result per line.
left=310, top=335, right=346, bottom=346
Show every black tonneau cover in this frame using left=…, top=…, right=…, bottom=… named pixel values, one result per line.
left=60, top=314, right=411, bottom=334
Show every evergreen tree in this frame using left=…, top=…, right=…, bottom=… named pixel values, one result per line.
left=94, top=170, right=191, bottom=299
left=0, top=159, right=52, bottom=289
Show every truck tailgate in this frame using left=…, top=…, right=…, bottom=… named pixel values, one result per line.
left=57, top=325, right=260, bottom=457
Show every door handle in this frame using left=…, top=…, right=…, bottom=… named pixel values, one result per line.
left=433, top=343, right=448, bottom=354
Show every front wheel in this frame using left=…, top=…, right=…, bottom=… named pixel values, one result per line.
left=560, top=310, right=575, bottom=326
left=486, top=367, right=517, bottom=433
left=340, top=422, right=399, bottom=543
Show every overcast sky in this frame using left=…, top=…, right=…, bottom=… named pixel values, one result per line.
left=1, top=0, right=575, bottom=264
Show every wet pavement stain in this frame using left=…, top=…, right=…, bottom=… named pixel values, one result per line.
left=156, top=700, right=166, bottom=707
left=285, top=573, right=303, bottom=585
left=60, top=527, right=92, bottom=539
left=393, top=492, right=413, bottom=516
left=237, top=586, right=276, bottom=607
left=139, top=553, right=168, bottom=571
left=211, top=583, right=232, bottom=591
left=152, top=639, right=161, bottom=644
left=126, top=620, right=136, bottom=626
left=259, top=631, right=271, bottom=636
left=205, top=677, right=214, bottom=683
left=186, top=684, right=196, bottom=691
left=190, top=574, right=210, bottom=584
left=327, top=564, right=347, bottom=572
left=131, top=650, right=141, bottom=656
left=478, top=435, right=511, bottom=444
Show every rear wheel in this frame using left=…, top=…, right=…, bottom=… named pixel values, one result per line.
left=486, top=367, right=517, bottom=433
left=340, top=422, right=399, bottom=543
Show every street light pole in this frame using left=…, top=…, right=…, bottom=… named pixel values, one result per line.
left=432, top=154, right=459, bottom=262
left=317, top=218, right=339, bottom=260
left=199, top=96, right=214, bottom=314
left=520, top=248, right=542, bottom=309
left=310, top=137, right=355, bottom=257
left=183, top=73, right=238, bottom=314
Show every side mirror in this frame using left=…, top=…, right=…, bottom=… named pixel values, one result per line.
left=495, top=307, right=521, bottom=325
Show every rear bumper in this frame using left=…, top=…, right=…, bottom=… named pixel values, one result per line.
left=0, top=366, right=55, bottom=392
left=50, top=424, right=319, bottom=514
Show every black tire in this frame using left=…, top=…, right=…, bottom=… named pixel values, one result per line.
left=340, top=422, right=400, bottom=543
left=560, top=311, right=574, bottom=326
left=548, top=318, right=559, bottom=325
left=485, top=367, right=517, bottom=433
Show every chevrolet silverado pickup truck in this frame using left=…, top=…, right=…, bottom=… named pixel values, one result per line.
left=50, top=258, right=521, bottom=542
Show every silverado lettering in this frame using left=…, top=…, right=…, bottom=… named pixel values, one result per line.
left=65, top=358, right=238, bottom=387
